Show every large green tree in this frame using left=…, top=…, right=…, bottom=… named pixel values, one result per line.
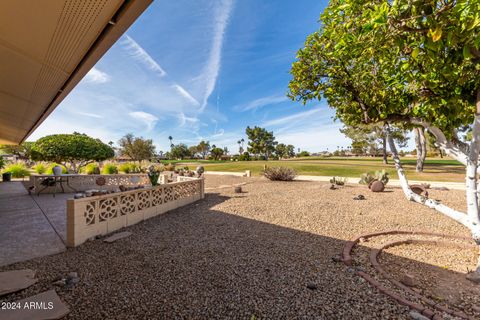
left=246, top=126, right=277, bottom=160
left=32, top=133, right=114, bottom=172
left=196, top=140, right=211, bottom=159
left=210, top=147, right=224, bottom=160
left=118, top=133, right=156, bottom=162
left=289, top=0, right=480, bottom=265
left=275, top=143, right=295, bottom=159
left=170, top=143, right=191, bottom=160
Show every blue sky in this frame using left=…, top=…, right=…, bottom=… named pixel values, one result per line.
left=30, top=0, right=355, bottom=153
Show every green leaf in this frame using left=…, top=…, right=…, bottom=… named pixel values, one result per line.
left=430, top=27, right=442, bottom=42
left=411, top=48, right=419, bottom=59
left=463, top=46, right=472, bottom=59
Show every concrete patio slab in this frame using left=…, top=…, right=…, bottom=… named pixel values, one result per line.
left=0, top=289, right=70, bottom=320
left=0, top=269, right=37, bottom=296
left=0, top=182, right=66, bottom=267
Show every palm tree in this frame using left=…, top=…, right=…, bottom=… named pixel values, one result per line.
left=168, top=136, right=173, bottom=148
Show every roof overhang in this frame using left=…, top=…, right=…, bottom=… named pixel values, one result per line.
left=0, top=0, right=152, bottom=145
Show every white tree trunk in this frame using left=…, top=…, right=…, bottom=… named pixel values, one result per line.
left=466, top=115, right=480, bottom=226
left=387, top=128, right=480, bottom=240
left=414, top=127, right=426, bottom=172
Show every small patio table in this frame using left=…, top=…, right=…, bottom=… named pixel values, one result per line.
left=34, top=174, right=79, bottom=197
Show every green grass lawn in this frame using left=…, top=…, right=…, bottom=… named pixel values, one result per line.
left=175, top=157, right=465, bottom=182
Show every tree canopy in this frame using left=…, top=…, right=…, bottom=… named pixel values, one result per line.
left=246, top=126, right=277, bottom=159
left=196, top=140, right=211, bottom=159
left=170, top=143, right=191, bottom=160
left=210, top=147, right=224, bottom=160
left=289, top=0, right=479, bottom=135
left=275, top=143, right=295, bottom=159
left=32, top=133, right=114, bottom=172
left=118, top=133, right=156, bottom=162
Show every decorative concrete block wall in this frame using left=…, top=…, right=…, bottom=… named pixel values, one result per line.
left=66, top=177, right=204, bottom=247
left=31, top=174, right=150, bottom=193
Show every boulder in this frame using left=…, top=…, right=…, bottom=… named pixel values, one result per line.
left=370, top=180, right=385, bottom=192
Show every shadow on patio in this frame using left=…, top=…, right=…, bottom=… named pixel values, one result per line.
left=0, top=182, right=67, bottom=266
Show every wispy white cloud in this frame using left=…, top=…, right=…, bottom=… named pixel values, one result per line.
left=172, top=84, right=200, bottom=106
left=177, top=112, right=199, bottom=127
left=262, top=108, right=323, bottom=127
left=199, top=0, right=234, bottom=111
left=212, top=128, right=225, bottom=137
left=129, top=111, right=159, bottom=131
left=121, top=35, right=167, bottom=77
left=235, top=94, right=288, bottom=111
left=84, top=67, right=110, bottom=83
left=73, top=111, right=103, bottom=119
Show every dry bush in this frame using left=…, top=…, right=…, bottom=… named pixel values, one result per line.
left=263, top=166, right=297, bottom=181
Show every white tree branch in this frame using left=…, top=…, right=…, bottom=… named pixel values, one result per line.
left=386, top=127, right=475, bottom=229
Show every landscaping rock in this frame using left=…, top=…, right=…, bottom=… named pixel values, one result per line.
left=234, top=186, right=242, bottom=193
left=370, top=181, right=385, bottom=192
left=410, top=184, right=429, bottom=198
left=104, top=231, right=132, bottom=243
left=353, top=194, right=365, bottom=200
left=331, top=254, right=343, bottom=263
left=400, top=273, right=417, bottom=287
left=409, top=311, right=429, bottom=320
left=306, top=282, right=317, bottom=290
left=53, top=279, right=66, bottom=286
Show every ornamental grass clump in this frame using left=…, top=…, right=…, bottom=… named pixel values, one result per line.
left=263, top=166, right=297, bottom=181
left=102, top=163, right=118, bottom=174
left=4, top=162, right=31, bottom=178
left=85, top=163, right=100, bottom=175
left=118, top=162, right=142, bottom=174
left=33, top=163, right=47, bottom=174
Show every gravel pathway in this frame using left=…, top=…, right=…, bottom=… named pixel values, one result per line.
left=0, top=176, right=474, bottom=319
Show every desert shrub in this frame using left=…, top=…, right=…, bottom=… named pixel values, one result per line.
left=164, top=163, right=175, bottom=171
left=118, top=163, right=132, bottom=173
left=33, top=163, right=47, bottom=174
left=297, top=151, right=310, bottom=157
left=102, top=163, right=118, bottom=174
left=330, top=176, right=347, bottom=186
left=3, top=162, right=31, bottom=178
left=359, top=172, right=376, bottom=185
left=46, top=163, right=67, bottom=174
left=374, top=170, right=389, bottom=185
left=85, top=163, right=100, bottom=175
left=118, top=162, right=142, bottom=174
left=0, top=157, right=6, bottom=171
left=149, top=164, right=164, bottom=172
left=238, top=152, right=251, bottom=161
left=359, top=170, right=389, bottom=185
left=263, top=166, right=297, bottom=181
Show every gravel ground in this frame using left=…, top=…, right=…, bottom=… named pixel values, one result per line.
left=0, top=176, right=475, bottom=319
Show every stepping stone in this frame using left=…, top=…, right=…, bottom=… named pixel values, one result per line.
left=0, top=269, right=38, bottom=296
left=0, top=289, right=69, bottom=320
left=103, top=231, right=132, bottom=243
